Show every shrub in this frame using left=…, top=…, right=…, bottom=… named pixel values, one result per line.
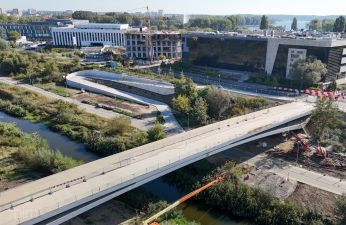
left=147, top=123, right=166, bottom=142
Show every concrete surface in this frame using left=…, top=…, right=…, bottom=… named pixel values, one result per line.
left=66, top=71, right=183, bottom=133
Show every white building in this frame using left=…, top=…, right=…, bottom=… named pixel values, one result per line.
left=51, top=23, right=129, bottom=47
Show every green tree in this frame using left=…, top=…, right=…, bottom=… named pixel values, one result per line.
left=0, top=38, right=8, bottom=50
left=291, top=17, right=298, bottom=31
left=260, top=15, right=269, bottom=30
left=333, top=16, right=346, bottom=32
left=7, top=31, right=21, bottom=41
left=0, top=28, right=6, bottom=39
left=42, top=59, right=60, bottom=82
left=205, top=86, right=233, bottom=120
left=322, top=19, right=335, bottom=32
left=308, top=19, right=322, bottom=31
left=309, top=99, right=343, bottom=142
left=290, top=57, right=327, bottom=86
left=192, top=97, right=209, bottom=125
left=173, top=95, right=191, bottom=115
left=147, top=122, right=166, bottom=142
left=174, top=73, right=198, bottom=100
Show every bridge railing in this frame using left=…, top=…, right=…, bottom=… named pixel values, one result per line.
left=1, top=119, right=310, bottom=225
left=0, top=102, right=313, bottom=223
left=0, top=104, right=297, bottom=212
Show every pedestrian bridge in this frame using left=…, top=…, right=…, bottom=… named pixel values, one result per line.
left=0, top=102, right=314, bottom=225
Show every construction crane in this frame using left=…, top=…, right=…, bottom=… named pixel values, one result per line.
left=143, top=175, right=225, bottom=225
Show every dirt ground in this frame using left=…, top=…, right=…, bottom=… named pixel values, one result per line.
left=72, top=92, right=157, bottom=120
left=288, top=183, right=338, bottom=216
left=268, top=134, right=346, bottom=179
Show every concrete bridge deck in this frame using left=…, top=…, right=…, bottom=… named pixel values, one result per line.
left=0, top=101, right=314, bottom=225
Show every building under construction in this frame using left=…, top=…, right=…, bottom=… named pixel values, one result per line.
left=126, top=29, right=182, bottom=62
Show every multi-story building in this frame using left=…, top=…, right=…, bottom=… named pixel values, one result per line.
left=0, top=19, right=86, bottom=41
left=183, top=32, right=346, bottom=81
left=126, top=31, right=182, bottom=61
left=51, top=23, right=129, bottom=47
left=11, top=8, right=22, bottom=17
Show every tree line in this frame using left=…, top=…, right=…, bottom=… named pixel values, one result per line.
left=172, top=73, right=270, bottom=128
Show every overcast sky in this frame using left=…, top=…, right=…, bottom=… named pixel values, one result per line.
left=1, top=0, right=346, bottom=15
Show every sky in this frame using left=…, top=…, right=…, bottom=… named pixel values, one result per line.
left=1, top=0, right=346, bottom=15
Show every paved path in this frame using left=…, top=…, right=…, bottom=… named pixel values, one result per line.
left=246, top=154, right=346, bottom=195
left=0, top=102, right=314, bottom=225
left=67, top=71, right=184, bottom=133
left=0, top=77, right=150, bottom=131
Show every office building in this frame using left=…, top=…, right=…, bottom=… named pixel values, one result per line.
left=0, top=19, right=86, bottom=41
left=183, top=32, right=346, bottom=81
left=52, top=23, right=129, bottom=47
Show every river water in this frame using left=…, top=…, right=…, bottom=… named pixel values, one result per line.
left=0, top=111, right=249, bottom=225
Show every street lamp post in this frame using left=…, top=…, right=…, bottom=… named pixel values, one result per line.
left=218, top=73, right=221, bottom=85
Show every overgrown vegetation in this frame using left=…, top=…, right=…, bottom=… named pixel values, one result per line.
left=172, top=73, right=271, bottom=128
left=0, top=122, right=81, bottom=177
left=0, top=50, right=82, bottom=84
left=0, top=83, right=154, bottom=156
left=166, top=161, right=341, bottom=225
left=308, top=99, right=346, bottom=153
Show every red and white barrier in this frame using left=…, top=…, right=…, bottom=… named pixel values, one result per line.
left=273, top=87, right=344, bottom=100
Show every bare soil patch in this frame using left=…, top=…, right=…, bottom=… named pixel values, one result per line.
left=288, top=183, right=338, bottom=216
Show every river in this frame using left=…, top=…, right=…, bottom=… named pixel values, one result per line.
left=0, top=111, right=249, bottom=225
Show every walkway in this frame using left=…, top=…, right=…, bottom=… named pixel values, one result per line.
left=246, top=154, right=346, bottom=195
left=0, top=77, right=150, bottom=131
left=66, top=71, right=183, bottom=133
left=0, top=102, right=314, bottom=225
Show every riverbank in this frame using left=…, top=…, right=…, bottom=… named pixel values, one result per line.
left=0, top=121, right=81, bottom=191
left=0, top=82, right=153, bottom=157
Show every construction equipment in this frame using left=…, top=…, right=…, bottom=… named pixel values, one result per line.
left=291, top=133, right=310, bottom=153
left=315, top=144, right=328, bottom=158
left=143, top=175, right=225, bottom=225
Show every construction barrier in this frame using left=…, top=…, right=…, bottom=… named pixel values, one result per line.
left=273, top=87, right=344, bottom=100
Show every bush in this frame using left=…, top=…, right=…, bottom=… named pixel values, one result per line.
left=105, top=116, right=132, bottom=136
left=0, top=122, right=81, bottom=174
left=147, top=123, right=166, bottom=142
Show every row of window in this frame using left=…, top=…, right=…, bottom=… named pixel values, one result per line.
left=52, top=31, right=126, bottom=47
left=127, top=52, right=180, bottom=59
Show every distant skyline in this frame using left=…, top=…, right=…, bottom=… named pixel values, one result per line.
left=1, top=0, right=346, bottom=16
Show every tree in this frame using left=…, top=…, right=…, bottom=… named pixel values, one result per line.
left=291, top=17, right=298, bottom=31
left=308, top=19, right=322, bottom=31
left=0, top=28, right=6, bottom=39
left=290, top=57, right=327, bottom=86
left=0, top=38, right=8, bottom=50
left=322, top=19, right=335, bottom=32
left=172, top=95, right=191, bottom=115
left=147, top=122, right=166, bottom=142
left=333, top=16, right=346, bottom=32
left=174, top=73, right=198, bottom=100
left=7, top=31, right=21, bottom=41
left=205, top=86, right=233, bottom=119
left=260, top=15, right=269, bottom=30
left=42, top=59, right=60, bottom=82
left=309, top=99, right=343, bottom=142
left=192, top=97, right=209, bottom=125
